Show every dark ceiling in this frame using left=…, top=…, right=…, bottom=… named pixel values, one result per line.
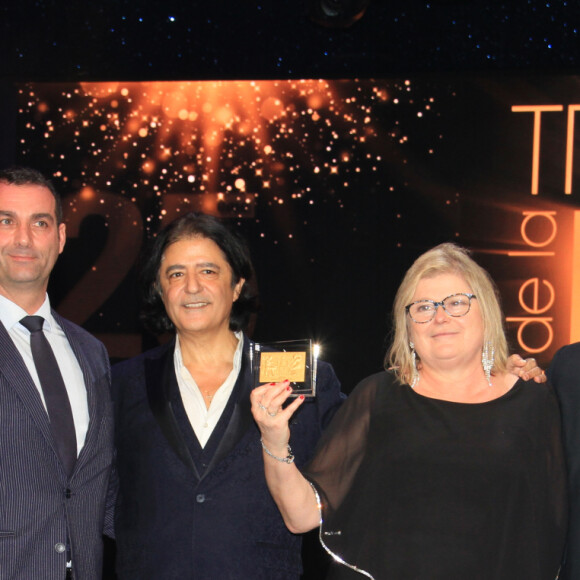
left=1, top=0, right=578, bottom=82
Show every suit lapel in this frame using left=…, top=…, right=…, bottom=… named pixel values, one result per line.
left=55, top=313, right=102, bottom=474
left=202, top=336, right=255, bottom=477
left=145, top=341, right=200, bottom=479
left=0, top=320, right=62, bottom=470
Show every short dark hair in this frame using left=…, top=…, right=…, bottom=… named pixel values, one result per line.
left=140, top=212, right=258, bottom=335
left=0, top=166, right=63, bottom=224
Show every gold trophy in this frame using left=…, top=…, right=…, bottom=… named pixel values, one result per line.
left=251, top=339, right=319, bottom=397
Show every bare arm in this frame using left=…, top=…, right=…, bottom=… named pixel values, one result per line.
left=250, top=382, right=320, bottom=533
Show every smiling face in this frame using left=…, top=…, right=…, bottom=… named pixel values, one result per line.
left=0, top=182, right=66, bottom=309
left=408, top=272, right=484, bottom=372
left=158, top=236, right=245, bottom=339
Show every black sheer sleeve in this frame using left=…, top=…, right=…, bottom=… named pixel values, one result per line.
left=302, top=372, right=381, bottom=519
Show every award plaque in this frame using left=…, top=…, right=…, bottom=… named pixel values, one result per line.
left=251, top=339, right=319, bottom=397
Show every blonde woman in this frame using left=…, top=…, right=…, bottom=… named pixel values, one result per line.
left=252, top=243, right=566, bottom=580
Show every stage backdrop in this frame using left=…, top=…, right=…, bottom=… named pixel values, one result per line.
left=1, top=75, right=579, bottom=391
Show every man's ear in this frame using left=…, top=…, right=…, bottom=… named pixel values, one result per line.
left=233, top=278, right=245, bottom=302
left=58, top=222, right=66, bottom=254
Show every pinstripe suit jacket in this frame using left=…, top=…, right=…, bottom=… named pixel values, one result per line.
left=0, top=311, right=115, bottom=580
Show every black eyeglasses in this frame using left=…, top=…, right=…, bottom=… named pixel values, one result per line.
left=405, top=293, right=477, bottom=324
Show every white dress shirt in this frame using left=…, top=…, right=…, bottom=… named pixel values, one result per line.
left=0, top=293, right=90, bottom=455
left=174, top=332, right=243, bottom=448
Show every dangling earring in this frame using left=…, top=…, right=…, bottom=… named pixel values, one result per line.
left=409, top=341, right=419, bottom=388
left=482, top=341, right=495, bottom=386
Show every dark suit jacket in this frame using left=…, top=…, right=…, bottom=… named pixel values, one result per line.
left=548, top=342, right=580, bottom=580
left=112, top=335, right=344, bottom=579
left=0, top=311, right=114, bottom=580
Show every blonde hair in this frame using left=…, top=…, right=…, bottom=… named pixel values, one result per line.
left=386, top=243, right=508, bottom=384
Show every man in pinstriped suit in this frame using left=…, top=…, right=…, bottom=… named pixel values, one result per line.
left=0, top=167, right=115, bottom=579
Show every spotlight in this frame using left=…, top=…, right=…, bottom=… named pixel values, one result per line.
left=308, top=0, right=371, bottom=28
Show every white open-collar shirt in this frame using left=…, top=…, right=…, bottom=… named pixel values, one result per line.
left=174, top=331, right=243, bottom=448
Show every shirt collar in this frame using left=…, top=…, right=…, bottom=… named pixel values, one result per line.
left=0, top=293, right=53, bottom=332
left=174, top=331, right=244, bottom=372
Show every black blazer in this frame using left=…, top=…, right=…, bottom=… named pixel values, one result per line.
left=548, top=342, right=580, bottom=580
left=112, top=335, right=344, bottom=579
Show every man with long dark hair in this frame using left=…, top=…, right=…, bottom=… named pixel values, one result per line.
left=111, top=212, right=345, bottom=579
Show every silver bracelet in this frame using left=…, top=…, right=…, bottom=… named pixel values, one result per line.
left=260, top=438, right=295, bottom=464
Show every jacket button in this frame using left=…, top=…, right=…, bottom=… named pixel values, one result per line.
left=55, top=543, right=66, bottom=554
left=196, top=494, right=205, bottom=503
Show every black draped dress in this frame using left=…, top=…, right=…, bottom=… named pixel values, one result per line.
left=303, top=371, right=567, bottom=580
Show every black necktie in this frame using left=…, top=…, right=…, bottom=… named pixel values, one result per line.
left=20, top=315, right=77, bottom=476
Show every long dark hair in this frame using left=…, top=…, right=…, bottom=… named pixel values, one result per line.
left=139, top=212, right=258, bottom=334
